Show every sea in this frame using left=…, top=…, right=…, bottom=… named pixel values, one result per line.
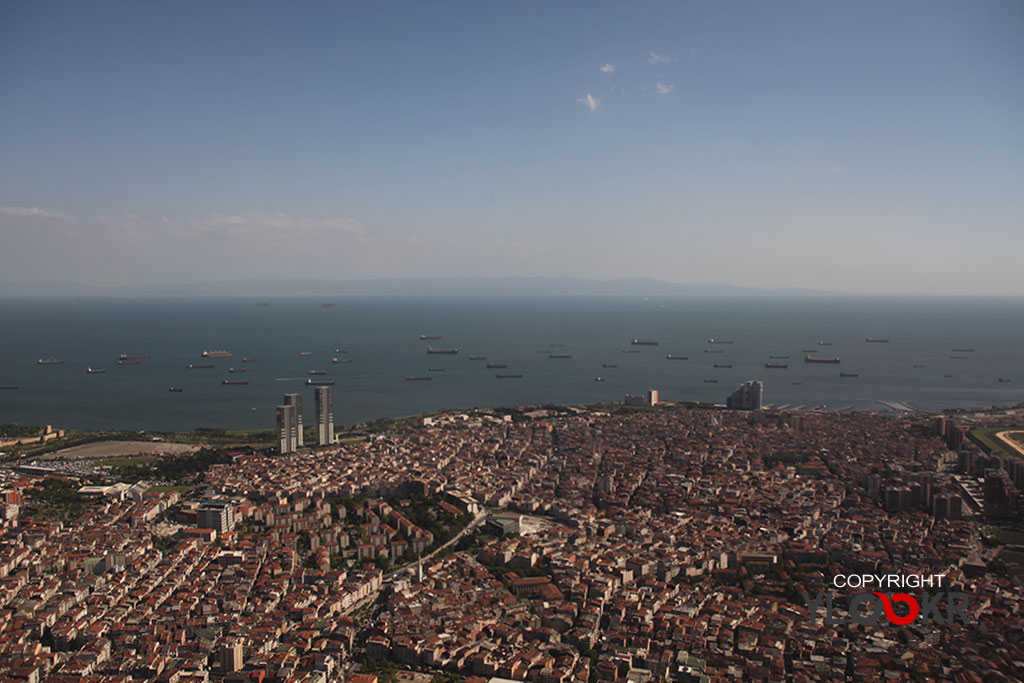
left=0, top=296, right=1021, bottom=432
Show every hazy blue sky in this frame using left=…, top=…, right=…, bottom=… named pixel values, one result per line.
left=1, top=1, right=1022, bottom=294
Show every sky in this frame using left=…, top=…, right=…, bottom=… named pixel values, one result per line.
left=1, top=1, right=1022, bottom=295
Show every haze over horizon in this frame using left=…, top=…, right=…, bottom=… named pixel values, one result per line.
left=2, top=1, right=1022, bottom=296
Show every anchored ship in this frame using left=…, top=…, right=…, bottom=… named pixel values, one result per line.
left=405, top=376, right=432, bottom=381
left=631, top=339, right=659, bottom=346
left=427, top=347, right=459, bottom=354
left=37, top=359, right=64, bottom=365
left=765, top=363, right=788, bottom=369
left=666, top=354, right=688, bottom=360
left=119, top=353, right=151, bottom=360
left=496, top=373, right=522, bottom=378
left=865, top=338, right=889, bottom=343
left=805, top=355, right=840, bottom=364
left=202, top=350, right=232, bottom=358
left=306, top=379, right=335, bottom=386
left=419, top=335, right=442, bottom=340
left=222, top=380, right=249, bottom=385
left=486, top=362, right=507, bottom=369
left=86, top=367, right=106, bottom=374
left=707, top=338, right=733, bottom=344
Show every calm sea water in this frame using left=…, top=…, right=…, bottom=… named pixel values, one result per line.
left=0, top=297, right=1021, bottom=431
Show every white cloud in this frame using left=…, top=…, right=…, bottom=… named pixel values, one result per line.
left=579, top=93, right=601, bottom=111
left=600, top=63, right=615, bottom=73
left=0, top=205, right=75, bottom=221
left=647, top=51, right=675, bottom=65
left=655, top=83, right=674, bottom=95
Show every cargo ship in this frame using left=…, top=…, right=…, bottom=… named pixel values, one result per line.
left=332, top=358, right=353, bottom=364
left=913, top=364, right=925, bottom=368
left=707, top=338, right=733, bottom=344
left=621, top=349, right=640, bottom=354
left=593, top=376, right=605, bottom=382
left=469, top=356, right=487, bottom=361
left=0, top=386, right=18, bottom=390
left=951, top=348, right=975, bottom=353
left=187, top=363, right=215, bottom=369
left=86, top=367, right=106, bottom=374
left=334, top=348, right=348, bottom=354
left=116, top=359, right=139, bottom=365
left=666, top=354, right=688, bottom=360
left=839, top=372, right=859, bottom=378
left=306, top=379, right=335, bottom=386
left=427, top=347, right=459, bottom=355
left=229, top=368, right=247, bottom=373
left=419, top=335, right=442, bottom=340
left=486, top=362, right=507, bottom=369
left=765, top=363, right=788, bottom=369
left=769, top=355, right=789, bottom=359
left=307, top=369, right=326, bottom=375
left=950, top=355, right=968, bottom=360
left=703, top=378, right=718, bottom=383
left=202, top=350, right=232, bottom=358
left=818, top=341, right=832, bottom=346
left=805, top=355, right=840, bottom=364
left=631, top=339, right=659, bottom=346
left=405, top=376, right=432, bottom=381
left=549, top=353, right=572, bottom=359
left=496, top=373, right=522, bottom=378
left=429, top=367, right=445, bottom=372
left=242, top=357, right=257, bottom=363
left=37, top=359, right=64, bottom=365
left=802, top=348, right=817, bottom=353
left=602, top=363, right=618, bottom=368
left=713, top=363, right=733, bottom=368
left=865, top=338, right=889, bottom=343
left=222, top=380, right=249, bottom=385
left=299, top=351, right=313, bottom=356
left=704, top=349, right=723, bottom=354
left=119, top=353, right=151, bottom=360
left=998, top=378, right=1011, bottom=383
left=168, top=387, right=183, bottom=392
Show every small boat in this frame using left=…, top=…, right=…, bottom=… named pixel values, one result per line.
left=308, top=369, right=327, bottom=375
left=306, top=379, right=335, bottom=386
left=86, top=367, right=106, bottom=374
left=222, top=380, right=249, bottom=385
left=703, top=378, right=718, bottom=383
left=405, top=376, right=432, bottom=381
left=713, top=363, right=733, bottom=368
left=187, top=364, right=214, bottom=369
left=666, top=354, right=688, bottom=360
left=839, top=372, right=858, bottom=378
left=593, top=376, right=605, bottom=382
left=486, top=363, right=507, bottom=369
left=602, top=363, right=618, bottom=368
left=299, top=351, right=313, bottom=356
left=168, top=387, right=183, bottom=392
left=764, top=363, right=788, bottom=369
left=37, top=359, right=64, bottom=365
left=791, top=382, right=802, bottom=385
left=496, top=373, right=522, bottom=378
left=469, top=356, right=487, bottom=361
left=998, top=378, right=1011, bottom=383
left=549, top=353, right=572, bottom=359
left=229, top=368, right=247, bottom=373
left=419, top=335, right=442, bottom=340
left=334, top=348, right=348, bottom=354
left=119, top=353, right=151, bottom=360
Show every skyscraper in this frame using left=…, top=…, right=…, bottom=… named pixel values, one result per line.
left=276, top=403, right=298, bottom=454
left=314, top=385, right=334, bottom=446
left=726, top=380, right=763, bottom=410
left=284, top=393, right=303, bottom=447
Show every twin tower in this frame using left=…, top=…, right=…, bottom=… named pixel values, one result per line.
left=276, top=386, right=334, bottom=453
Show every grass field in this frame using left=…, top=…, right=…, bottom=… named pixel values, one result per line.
left=969, top=428, right=1023, bottom=457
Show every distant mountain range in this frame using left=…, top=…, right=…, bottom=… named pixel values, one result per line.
left=1, top=276, right=832, bottom=298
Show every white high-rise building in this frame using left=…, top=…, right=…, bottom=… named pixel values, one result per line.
left=276, top=403, right=298, bottom=453
left=283, top=393, right=303, bottom=446
left=315, top=385, right=334, bottom=446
